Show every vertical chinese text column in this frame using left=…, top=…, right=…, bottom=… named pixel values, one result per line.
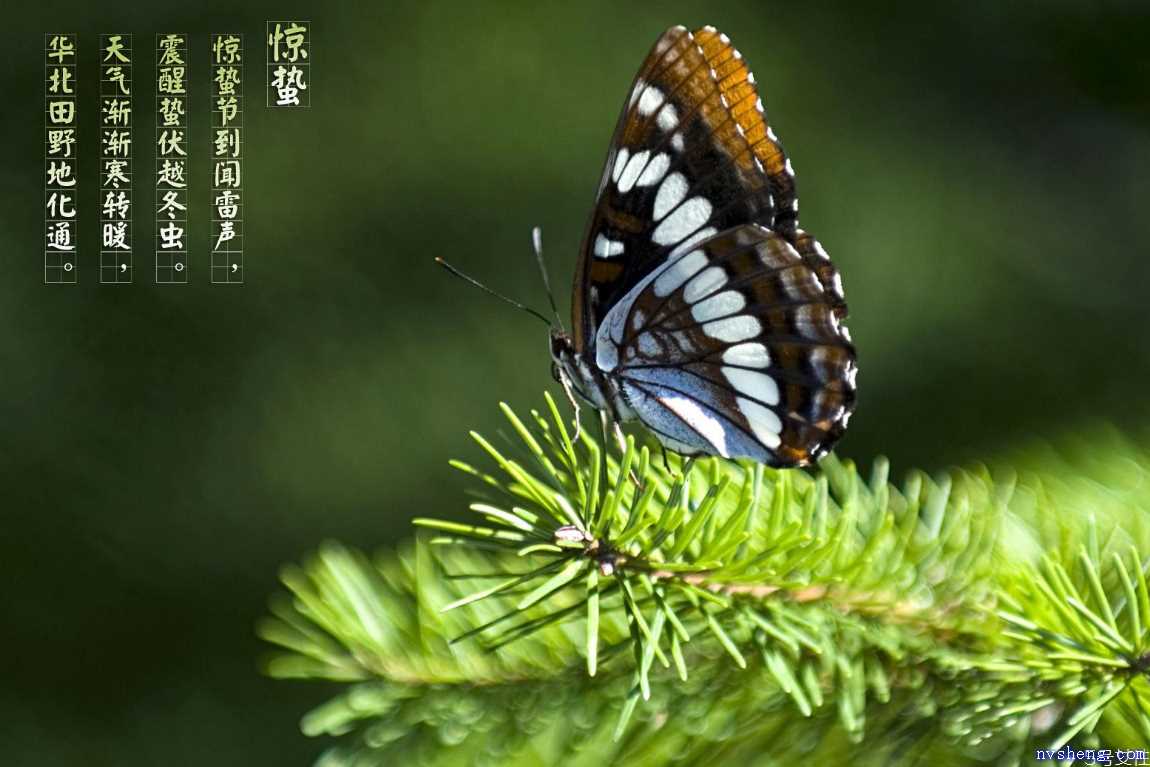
left=156, top=33, right=188, bottom=284
left=45, top=33, right=78, bottom=284
left=211, top=34, right=243, bottom=284
left=100, top=34, right=132, bottom=283
left=266, top=21, right=310, bottom=108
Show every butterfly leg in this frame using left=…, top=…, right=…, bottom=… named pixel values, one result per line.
left=681, top=456, right=697, bottom=482
left=613, top=421, right=627, bottom=456
left=558, top=369, right=583, bottom=443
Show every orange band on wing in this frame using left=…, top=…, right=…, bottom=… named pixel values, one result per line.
left=692, top=26, right=797, bottom=233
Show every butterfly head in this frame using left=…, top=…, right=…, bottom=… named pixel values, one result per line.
left=548, top=327, right=573, bottom=382
left=550, top=327, right=615, bottom=413
left=549, top=328, right=583, bottom=394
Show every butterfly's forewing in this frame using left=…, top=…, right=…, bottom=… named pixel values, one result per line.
left=596, top=224, right=856, bottom=467
left=572, top=25, right=799, bottom=351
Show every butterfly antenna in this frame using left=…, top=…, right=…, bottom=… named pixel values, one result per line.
left=531, top=226, right=565, bottom=331
left=434, top=257, right=552, bottom=327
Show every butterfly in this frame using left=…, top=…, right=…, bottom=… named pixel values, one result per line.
left=548, top=24, right=858, bottom=468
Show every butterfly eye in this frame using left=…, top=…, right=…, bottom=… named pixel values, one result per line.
left=550, top=361, right=562, bottom=383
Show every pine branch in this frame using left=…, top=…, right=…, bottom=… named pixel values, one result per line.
left=259, top=395, right=1150, bottom=766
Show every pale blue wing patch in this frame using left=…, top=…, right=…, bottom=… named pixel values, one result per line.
left=619, top=378, right=776, bottom=462
left=620, top=366, right=782, bottom=460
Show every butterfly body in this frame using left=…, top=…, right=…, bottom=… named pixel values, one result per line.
left=552, top=25, right=857, bottom=468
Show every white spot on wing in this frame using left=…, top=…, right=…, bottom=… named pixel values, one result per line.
left=593, top=233, right=624, bottom=259
left=683, top=267, right=726, bottom=302
left=653, top=197, right=712, bottom=246
left=612, top=148, right=630, bottom=184
left=724, top=367, right=780, bottom=405
left=653, top=172, right=688, bottom=220
left=671, top=133, right=684, bottom=152
left=637, top=86, right=665, bottom=116
left=653, top=249, right=707, bottom=297
left=723, top=343, right=771, bottom=368
left=636, top=153, right=670, bottom=187
left=736, top=396, right=782, bottom=449
left=657, top=105, right=678, bottom=133
left=703, top=315, right=760, bottom=343
left=691, top=290, right=745, bottom=323
left=617, top=150, right=650, bottom=193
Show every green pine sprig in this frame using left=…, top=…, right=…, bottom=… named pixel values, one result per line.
left=259, top=394, right=1150, bottom=766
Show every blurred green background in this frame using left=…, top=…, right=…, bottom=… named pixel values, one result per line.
left=3, top=1, right=1150, bottom=764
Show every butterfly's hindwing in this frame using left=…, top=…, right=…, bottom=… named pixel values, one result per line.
left=595, top=225, right=856, bottom=467
left=794, top=228, right=848, bottom=320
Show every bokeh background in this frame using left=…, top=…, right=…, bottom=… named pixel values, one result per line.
left=3, top=1, right=1150, bottom=764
